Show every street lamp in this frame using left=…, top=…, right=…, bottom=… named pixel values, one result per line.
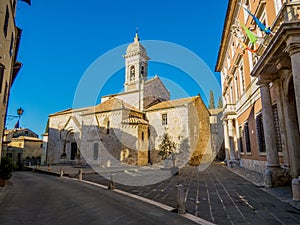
left=17, top=107, right=24, bottom=119
left=15, top=107, right=24, bottom=128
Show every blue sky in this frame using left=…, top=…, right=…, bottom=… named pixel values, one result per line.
left=7, top=0, right=228, bottom=136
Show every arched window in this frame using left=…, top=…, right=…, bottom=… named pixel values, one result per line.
left=140, top=66, right=145, bottom=78
left=130, top=65, right=135, bottom=81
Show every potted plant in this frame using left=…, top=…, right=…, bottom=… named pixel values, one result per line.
left=0, top=157, right=14, bottom=186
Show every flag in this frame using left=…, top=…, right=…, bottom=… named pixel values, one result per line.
left=240, top=22, right=258, bottom=44
left=243, top=6, right=272, bottom=34
left=14, top=120, right=19, bottom=128
left=20, top=0, right=31, bottom=6
left=240, top=42, right=258, bottom=53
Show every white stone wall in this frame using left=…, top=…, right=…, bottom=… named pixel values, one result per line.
left=146, top=106, right=189, bottom=163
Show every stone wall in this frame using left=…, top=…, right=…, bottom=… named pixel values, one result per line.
left=240, top=158, right=267, bottom=175
left=188, top=97, right=211, bottom=166
left=146, top=105, right=189, bottom=165
left=144, top=77, right=170, bottom=108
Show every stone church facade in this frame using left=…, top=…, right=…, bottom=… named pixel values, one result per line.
left=46, top=33, right=213, bottom=166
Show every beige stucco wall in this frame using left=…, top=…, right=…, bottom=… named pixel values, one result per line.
left=0, top=1, right=20, bottom=161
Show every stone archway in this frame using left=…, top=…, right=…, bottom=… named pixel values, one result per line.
left=64, top=131, right=78, bottom=161
left=284, top=77, right=300, bottom=178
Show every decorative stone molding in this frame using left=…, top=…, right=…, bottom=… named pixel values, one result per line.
left=285, top=36, right=300, bottom=56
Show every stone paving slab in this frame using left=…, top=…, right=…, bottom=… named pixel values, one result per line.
left=82, top=163, right=300, bottom=225
left=28, top=163, right=300, bottom=225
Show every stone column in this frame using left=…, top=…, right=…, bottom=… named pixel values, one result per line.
left=273, top=78, right=289, bottom=168
left=228, top=119, right=236, bottom=160
left=286, top=37, right=300, bottom=133
left=259, top=81, right=280, bottom=167
left=235, top=119, right=241, bottom=159
left=223, top=121, right=230, bottom=162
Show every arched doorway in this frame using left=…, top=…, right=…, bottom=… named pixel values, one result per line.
left=70, top=142, right=78, bottom=160
left=285, top=77, right=300, bottom=178
left=64, top=131, right=79, bottom=161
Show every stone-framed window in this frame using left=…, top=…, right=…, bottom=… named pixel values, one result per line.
left=239, top=125, right=244, bottom=153
left=272, top=104, right=282, bottom=152
left=244, top=121, right=251, bottom=153
left=239, top=61, right=245, bottom=93
left=141, top=132, right=144, bottom=141
left=3, top=5, right=9, bottom=38
left=256, top=113, right=266, bottom=152
left=93, top=143, right=98, bottom=160
left=162, top=113, right=167, bottom=126
left=234, top=71, right=240, bottom=100
left=243, top=0, right=250, bottom=22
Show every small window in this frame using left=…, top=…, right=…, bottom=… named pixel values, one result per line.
left=9, top=32, right=14, bottom=57
left=239, top=63, right=245, bottom=93
left=243, top=0, right=250, bottom=22
left=12, top=0, right=16, bottom=12
left=140, top=66, right=145, bottom=78
left=244, top=121, right=251, bottom=153
left=162, top=114, right=167, bottom=126
left=141, top=132, right=144, bottom=141
left=106, top=121, right=110, bottom=134
left=4, top=6, right=9, bottom=38
left=93, top=143, right=98, bottom=160
left=256, top=113, right=266, bottom=152
left=239, top=126, right=244, bottom=153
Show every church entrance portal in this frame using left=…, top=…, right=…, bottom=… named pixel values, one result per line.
left=70, top=142, right=78, bottom=160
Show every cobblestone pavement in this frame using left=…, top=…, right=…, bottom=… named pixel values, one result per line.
left=82, top=163, right=300, bottom=225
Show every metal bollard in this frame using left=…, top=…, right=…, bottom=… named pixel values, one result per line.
left=79, top=169, right=83, bottom=181
left=175, top=184, right=185, bottom=214
left=60, top=168, right=64, bottom=177
left=108, top=175, right=115, bottom=190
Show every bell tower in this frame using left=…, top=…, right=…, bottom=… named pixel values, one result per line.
left=123, top=32, right=150, bottom=92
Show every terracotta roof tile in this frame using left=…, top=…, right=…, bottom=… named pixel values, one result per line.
left=90, top=97, right=141, bottom=114
left=145, top=96, right=199, bottom=111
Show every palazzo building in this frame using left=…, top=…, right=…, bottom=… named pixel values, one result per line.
left=216, top=0, right=300, bottom=199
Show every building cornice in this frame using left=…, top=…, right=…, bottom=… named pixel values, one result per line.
left=215, top=0, right=239, bottom=72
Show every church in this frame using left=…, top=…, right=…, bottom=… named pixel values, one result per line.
left=46, top=33, right=213, bottom=167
